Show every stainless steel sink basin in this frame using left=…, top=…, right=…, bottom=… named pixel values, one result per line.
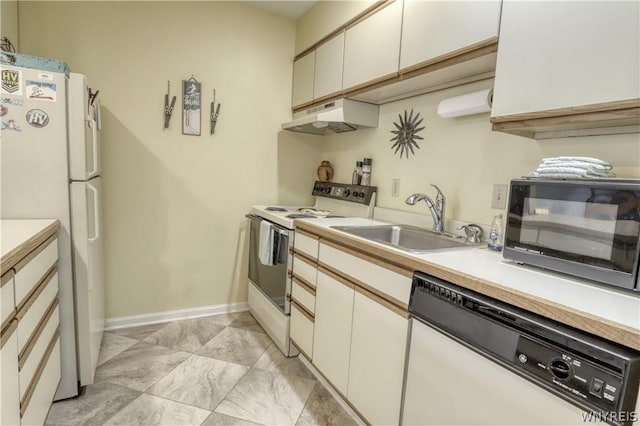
left=330, top=224, right=475, bottom=253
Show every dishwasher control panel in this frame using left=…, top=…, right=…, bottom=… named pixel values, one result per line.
left=515, top=336, right=623, bottom=413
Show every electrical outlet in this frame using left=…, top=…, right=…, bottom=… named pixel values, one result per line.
left=491, top=184, right=508, bottom=209
left=391, top=179, right=400, bottom=197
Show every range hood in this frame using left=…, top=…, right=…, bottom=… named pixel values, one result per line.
left=282, top=99, right=379, bottom=135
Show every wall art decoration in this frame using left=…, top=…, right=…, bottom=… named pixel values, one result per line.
left=182, top=76, right=201, bottom=136
left=390, top=109, right=424, bottom=158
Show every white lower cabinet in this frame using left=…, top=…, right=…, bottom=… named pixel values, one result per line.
left=312, top=270, right=354, bottom=395
left=347, top=290, right=408, bottom=425
left=290, top=303, right=314, bottom=358
left=1, top=320, right=20, bottom=426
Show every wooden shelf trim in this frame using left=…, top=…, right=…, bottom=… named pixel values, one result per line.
left=292, top=250, right=317, bottom=268
left=491, top=99, right=640, bottom=138
left=18, top=297, right=59, bottom=369
left=317, top=263, right=408, bottom=313
left=1, top=222, right=59, bottom=275
left=292, top=275, right=316, bottom=295
left=2, top=269, right=15, bottom=287
left=1, top=319, right=18, bottom=350
left=291, top=299, right=315, bottom=322
left=20, top=328, right=60, bottom=417
left=16, top=265, right=58, bottom=319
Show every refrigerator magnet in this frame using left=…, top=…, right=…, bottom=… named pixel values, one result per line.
left=26, top=109, right=49, bottom=128
left=182, top=76, right=201, bottom=136
left=26, top=80, right=56, bottom=102
left=1, top=68, right=22, bottom=96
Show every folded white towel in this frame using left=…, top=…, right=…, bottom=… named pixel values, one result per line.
left=535, top=166, right=615, bottom=177
left=542, top=156, right=612, bottom=167
left=539, top=160, right=612, bottom=171
left=259, top=220, right=274, bottom=266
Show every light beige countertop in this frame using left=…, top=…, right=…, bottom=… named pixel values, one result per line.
left=295, top=216, right=640, bottom=351
left=1, top=219, right=60, bottom=274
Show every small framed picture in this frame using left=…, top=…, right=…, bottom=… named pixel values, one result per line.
left=182, top=78, right=201, bottom=136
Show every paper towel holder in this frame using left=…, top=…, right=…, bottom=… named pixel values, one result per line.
left=437, top=89, right=493, bottom=119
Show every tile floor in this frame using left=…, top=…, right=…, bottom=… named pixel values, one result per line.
left=46, top=312, right=358, bottom=426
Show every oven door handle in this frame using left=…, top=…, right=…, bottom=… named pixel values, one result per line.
left=245, top=214, right=292, bottom=235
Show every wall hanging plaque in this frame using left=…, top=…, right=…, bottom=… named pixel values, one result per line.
left=390, top=109, right=424, bottom=158
left=182, top=76, right=201, bottom=136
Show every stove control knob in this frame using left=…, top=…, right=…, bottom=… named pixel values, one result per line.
left=324, top=187, right=331, bottom=194
left=344, top=189, right=351, bottom=197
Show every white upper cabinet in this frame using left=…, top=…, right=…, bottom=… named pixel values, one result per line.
left=292, top=51, right=316, bottom=108
left=491, top=0, right=640, bottom=137
left=342, top=0, right=403, bottom=92
left=313, top=33, right=345, bottom=101
left=400, top=0, right=501, bottom=71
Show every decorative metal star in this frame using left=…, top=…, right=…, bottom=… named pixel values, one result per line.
left=390, top=109, right=424, bottom=158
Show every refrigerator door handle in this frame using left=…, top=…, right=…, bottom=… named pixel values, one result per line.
left=87, top=118, right=98, bottom=177
left=86, top=181, right=100, bottom=243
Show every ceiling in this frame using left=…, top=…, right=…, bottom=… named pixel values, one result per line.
left=245, top=1, right=317, bottom=19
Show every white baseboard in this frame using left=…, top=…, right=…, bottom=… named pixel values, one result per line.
left=104, top=302, right=249, bottom=331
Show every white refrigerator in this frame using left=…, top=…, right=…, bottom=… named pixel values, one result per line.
left=1, top=54, right=104, bottom=400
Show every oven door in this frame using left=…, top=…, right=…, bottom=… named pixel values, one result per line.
left=505, top=179, right=640, bottom=290
left=247, top=214, right=292, bottom=314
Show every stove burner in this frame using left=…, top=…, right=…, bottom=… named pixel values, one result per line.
left=265, top=206, right=287, bottom=211
left=298, top=208, right=331, bottom=216
left=286, top=214, right=317, bottom=219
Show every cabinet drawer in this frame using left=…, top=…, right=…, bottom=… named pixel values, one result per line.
left=16, top=270, right=58, bottom=355
left=292, top=278, right=316, bottom=315
left=318, top=242, right=412, bottom=306
left=19, top=304, right=59, bottom=402
left=1, top=320, right=20, bottom=426
left=1, top=271, right=16, bottom=328
left=20, top=335, right=61, bottom=426
left=295, top=231, right=320, bottom=260
left=290, top=302, right=314, bottom=360
left=292, top=254, right=317, bottom=288
left=14, top=238, right=57, bottom=309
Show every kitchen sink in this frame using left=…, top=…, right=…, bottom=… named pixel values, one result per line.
left=330, top=224, right=476, bottom=253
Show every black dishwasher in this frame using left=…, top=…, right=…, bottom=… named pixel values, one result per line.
left=405, top=271, right=640, bottom=426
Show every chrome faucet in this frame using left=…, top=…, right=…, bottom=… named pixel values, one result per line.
left=406, top=184, right=446, bottom=233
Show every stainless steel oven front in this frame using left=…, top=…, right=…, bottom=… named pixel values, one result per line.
left=246, top=214, right=293, bottom=314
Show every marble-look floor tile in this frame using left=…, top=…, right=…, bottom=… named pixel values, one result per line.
left=143, top=317, right=226, bottom=352
left=110, top=322, right=169, bottom=340
left=215, top=367, right=316, bottom=425
left=296, top=382, right=358, bottom=426
left=253, top=345, right=315, bottom=380
left=97, top=332, right=138, bottom=366
left=45, top=382, right=140, bottom=426
left=197, top=327, right=272, bottom=366
left=104, top=393, right=210, bottom=426
left=147, top=354, right=249, bottom=410
left=94, top=341, right=190, bottom=391
left=205, top=312, right=247, bottom=326
left=228, top=312, right=266, bottom=334
left=202, top=412, right=263, bottom=426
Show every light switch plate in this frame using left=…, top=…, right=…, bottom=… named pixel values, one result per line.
left=491, top=184, right=508, bottom=209
left=391, top=179, right=400, bottom=197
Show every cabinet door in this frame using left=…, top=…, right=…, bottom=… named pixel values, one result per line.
left=348, top=290, right=408, bottom=425
left=491, top=1, right=640, bottom=117
left=400, top=0, right=501, bottom=70
left=312, top=270, right=354, bottom=395
left=314, top=32, right=345, bottom=101
left=0, top=321, right=20, bottom=426
left=292, top=51, right=316, bottom=108
left=342, top=0, right=403, bottom=92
